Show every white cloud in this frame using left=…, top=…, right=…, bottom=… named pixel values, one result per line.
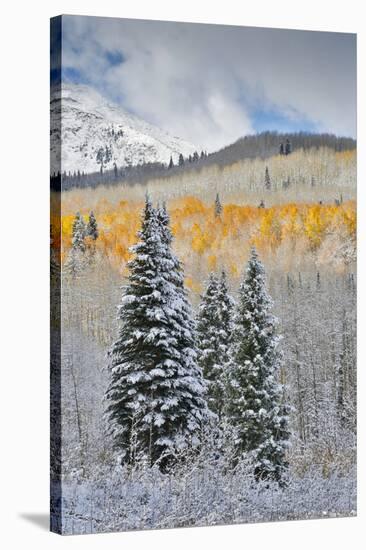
left=59, top=16, right=356, bottom=151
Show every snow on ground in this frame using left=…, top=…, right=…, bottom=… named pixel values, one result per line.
left=51, top=464, right=356, bottom=535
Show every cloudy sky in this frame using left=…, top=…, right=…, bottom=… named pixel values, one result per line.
left=51, top=15, right=356, bottom=152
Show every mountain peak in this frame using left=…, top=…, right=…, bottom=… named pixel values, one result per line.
left=50, top=83, right=199, bottom=175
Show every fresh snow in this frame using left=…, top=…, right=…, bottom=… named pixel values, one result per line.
left=50, top=83, right=200, bottom=174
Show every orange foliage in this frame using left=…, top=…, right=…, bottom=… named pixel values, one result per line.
left=58, top=197, right=356, bottom=279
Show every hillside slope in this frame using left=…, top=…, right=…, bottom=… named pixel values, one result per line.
left=50, top=83, right=199, bottom=174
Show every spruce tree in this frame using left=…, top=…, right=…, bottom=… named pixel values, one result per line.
left=64, top=212, right=86, bottom=277
left=105, top=198, right=207, bottom=469
left=197, top=270, right=234, bottom=418
left=214, top=193, right=223, bottom=217
left=226, top=248, right=290, bottom=483
left=168, top=155, right=174, bottom=169
left=265, top=167, right=271, bottom=190
left=178, top=153, right=184, bottom=167
left=87, top=211, right=99, bottom=241
left=72, top=212, right=86, bottom=252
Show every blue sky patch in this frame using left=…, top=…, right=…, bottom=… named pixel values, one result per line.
left=251, top=107, right=318, bottom=134
left=105, top=50, right=126, bottom=67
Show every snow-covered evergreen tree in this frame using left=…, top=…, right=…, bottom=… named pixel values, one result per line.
left=64, top=212, right=87, bottom=277
left=72, top=212, right=86, bottom=252
left=105, top=197, right=207, bottom=469
left=197, top=270, right=234, bottom=418
left=87, top=211, right=99, bottom=241
left=226, top=248, right=290, bottom=483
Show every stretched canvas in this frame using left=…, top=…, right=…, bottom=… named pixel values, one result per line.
left=50, top=15, right=357, bottom=535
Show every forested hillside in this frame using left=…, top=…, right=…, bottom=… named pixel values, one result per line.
left=52, top=132, right=356, bottom=191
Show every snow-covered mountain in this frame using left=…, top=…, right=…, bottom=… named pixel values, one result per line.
left=50, top=84, right=200, bottom=174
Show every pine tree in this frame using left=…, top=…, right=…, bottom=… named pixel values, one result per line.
left=197, top=270, right=234, bottom=418
left=87, top=211, right=99, bottom=241
left=214, top=193, right=223, bottom=217
left=105, top=197, right=207, bottom=469
left=168, top=156, right=174, bottom=169
left=64, top=212, right=86, bottom=277
left=71, top=212, right=86, bottom=252
left=226, top=248, right=290, bottom=483
left=178, top=153, right=184, bottom=167
left=265, top=166, right=271, bottom=190
left=197, top=273, right=221, bottom=415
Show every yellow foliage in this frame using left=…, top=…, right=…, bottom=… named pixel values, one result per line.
left=60, top=198, right=356, bottom=284
left=185, top=277, right=202, bottom=294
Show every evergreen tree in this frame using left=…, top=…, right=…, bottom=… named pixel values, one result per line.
left=226, top=248, right=290, bottom=483
left=168, top=156, right=174, bottom=169
left=105, top=197, right=207, bottom=469
left=193, top=151, right=199, bottom=162
left=87, top=211, right=99, bottom=241
left=178, top=153, right=185, bottom=167
left=265, top=166, right=271, bottom=190
left=214, top=193, right=223, bottom=217
left=114, top=162, right=118, bottom=178
left=197, top=273, right=221, bottom=415
left=197, top=270, right=234, bottom=418
left=285, top=139, right=292, bottom=155
left=64, top=212, right=86, bottom=277
left=71, top=212, right=86, bottom=252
